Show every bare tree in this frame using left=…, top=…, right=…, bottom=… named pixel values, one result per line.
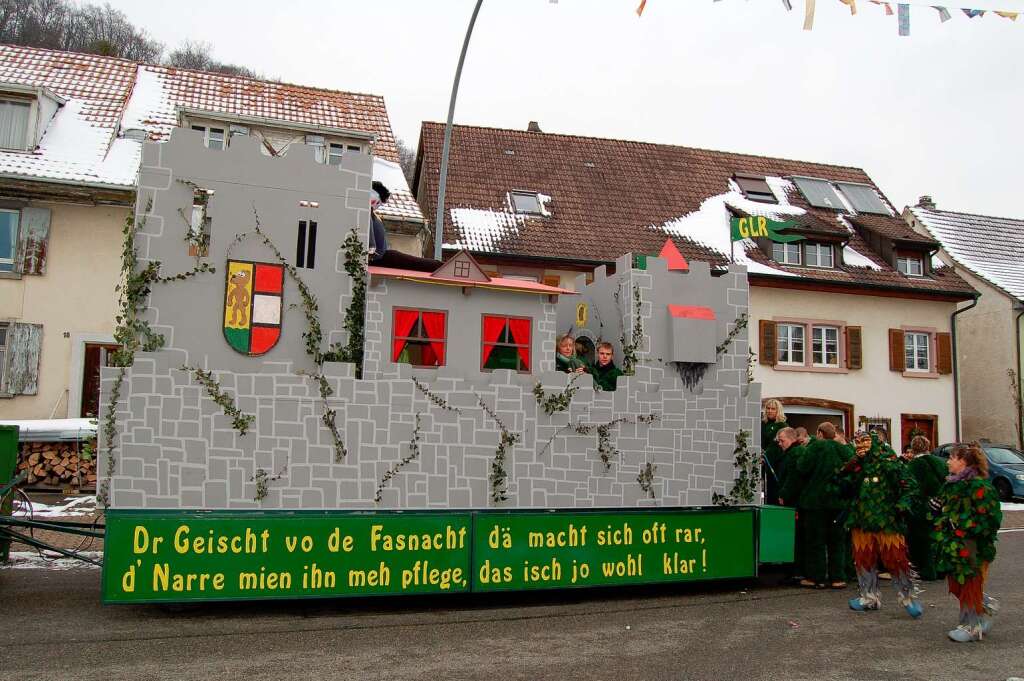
left=396, top=137, right=418, bottom=189
left=166, top=39, right=258, bottom=78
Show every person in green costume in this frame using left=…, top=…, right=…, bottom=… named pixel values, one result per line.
left=840, top=430, right=922, bottom=618
left=555, top=334, right=587, bottom=374
left=934, top=442, right=1002, bottom=642
left=761, top=399, right=788, bottom=505
left=589, top=341, right=623, bottom=391
left=904, top=435, right=946, bottom=580
left=776, top=426, right=807, bottom=581
left=791, top=422, right=849, bottom=589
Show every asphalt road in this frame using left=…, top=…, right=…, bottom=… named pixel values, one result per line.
left=2, top=532, right=1023, bottom=681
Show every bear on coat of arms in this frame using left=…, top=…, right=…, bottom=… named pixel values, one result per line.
left=227, top=270, right=251, bottom=326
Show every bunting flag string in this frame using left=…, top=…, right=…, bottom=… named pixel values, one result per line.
left=634, top=0, right=1024, bottom=33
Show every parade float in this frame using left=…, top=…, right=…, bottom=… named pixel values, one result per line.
left=95, top=130, right=792, bottom=603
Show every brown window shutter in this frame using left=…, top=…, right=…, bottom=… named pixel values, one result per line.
left=888, top=328, right=905, bottom=372
left=542, top=275, right=561, bottom=288
left=846, top=326, right=863, bottom=370
left=936, top=332, right=953, bottom=374
left=759, top=320, right=777, bottom=366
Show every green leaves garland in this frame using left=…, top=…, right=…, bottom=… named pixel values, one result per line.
left=932, top=478, right=1003, bottom=584
left=375, top=413, right=423, bottom=503
left=477, top=395, right=521, bottom=503
left=532, top=373, right=581, bottom=415
left=181, top=365, right=255, bottom=435
left=712, top=429, right=759, bottom=506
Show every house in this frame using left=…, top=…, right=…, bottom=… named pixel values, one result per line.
left=904, top=197, right=1024, bottom=447
left=413, top=122, right=978, bottom=449
left=0, top=44, right=424, bottom=421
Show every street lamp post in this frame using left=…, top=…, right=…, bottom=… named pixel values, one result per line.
left=433, top=0, right=485, bottom=261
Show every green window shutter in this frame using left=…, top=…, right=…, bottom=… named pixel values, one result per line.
left=18, top=207, right=51, bottom=276
left=1, top=322, right=43, bottom=395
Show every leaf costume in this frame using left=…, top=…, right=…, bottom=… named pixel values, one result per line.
left=906, top=453, right=947, bottom=580
left=840, top=434, right=920, bottom=613
left=933, top=468, right=1001, bottom=640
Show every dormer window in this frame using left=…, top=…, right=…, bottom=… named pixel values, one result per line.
left=897, top=253, right=924, bottom=277
left=803, top=242, right=834, bottom=268
left=734, top=174, right=777, bottom=204
left=511, top=191, right=543, bottom=215
left=0, top=99, right=31, bottom=150
left=453, top=260, right=471, bottom=278
left=192, top=124, right=225, bottom=150
left=772, top=242, right=801, bottom=265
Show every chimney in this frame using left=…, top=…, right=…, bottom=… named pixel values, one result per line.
left=527, top=121, right=542, bottom=133
left=917, top=195, right=936, bottom=209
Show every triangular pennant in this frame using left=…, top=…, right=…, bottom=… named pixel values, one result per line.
left=636, top=0, right=647, bottom=16
left=898, top=3, right=910, bottom=35
left=839, top=0, right=857, bottom=14
left=995, top=10, right=1018, bottom=20
left=962, top=8, right=985, bottom=18
left=932, top=5, right=952, bottom=22
left=804, top=0, right=817, bottom=29
left=658, top=239, right=689, bottom=271
left=782, top=0, right=793, bottom=10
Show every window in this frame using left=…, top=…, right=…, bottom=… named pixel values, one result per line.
left=347, top=145, right=361, bottom=153
left=189, top=190, right=211, bottom=257
left=481, top=315, right=531, bottom=372
left=792, top=177, right=846, bottom=210
left=192, top=125, right=225, bottom=150
left=295, top=220, right=317, bottom=269
left=776, top=323, right=805, bottom=365
left=453, top=260, right=471, bottom=278
left=897, top=255, right=924, bottom=277
left=772, top=242, right=801, bottom=265
left=804, top=242, right=834, bottom=268
left=812, top=325, right=840, bottom=367
left=327, top=143, right=345, bottom=165
left=0, top=99, right=31, bottom=150
left=0, top=322, right=7, bottom=389
left=836, top=182, right=889, bottom=215
left=0, top=208, right=17, bottom=272
left=904, top=331, right=930, bottom=372
left=734, top=175, right=777, bottom=203
left=511, top=191, right=542, bottom=215
left=392, top=309, right=446, bottom=367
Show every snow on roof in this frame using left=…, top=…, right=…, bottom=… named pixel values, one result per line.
left=658, top=187, right=802, bottom=278
left=842, top=245, right=884, bottom=270
left=446, top=208, right=528, bottom=253
left=372, top=158, right=421, bottom=222
left=369, top=264, right=572, bottom=295
left=911, top=206, right=1024, bottom=301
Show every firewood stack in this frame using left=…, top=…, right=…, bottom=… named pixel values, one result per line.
left=15, top=441, right=97, bottom=490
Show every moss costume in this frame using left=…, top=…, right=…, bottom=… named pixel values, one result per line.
left=840, top=435, right=921, bottom=614
left=933, top=469, right=1002, bottom=640
left=556, top=353, right=586, bottom=373
left=761, top=419, right=788, bottom=504
left=796, top=439, right=850, bottom=585
left=589, top=360, right=623, bottom=391
left=906, top=453, right=947, bottom=580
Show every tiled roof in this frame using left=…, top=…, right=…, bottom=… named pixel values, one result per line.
left=910, top=206, right=1024, bottom=301
left=416, top=122, right=974, bottom=298
left=0, top=45, right=421, bottom=223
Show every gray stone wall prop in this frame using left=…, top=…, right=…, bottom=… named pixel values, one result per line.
left=99, top=133, right=762, bottom=511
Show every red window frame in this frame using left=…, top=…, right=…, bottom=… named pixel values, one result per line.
left=392, top=308, right=447, bottom=368
left=480, top=314, right=532, bottom=373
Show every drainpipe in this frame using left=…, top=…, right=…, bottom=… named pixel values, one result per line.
left=950, top=295, right=979, bottom=441
left=1016, top=306, right=1024, bottom=449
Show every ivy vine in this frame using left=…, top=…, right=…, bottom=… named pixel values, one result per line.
left=614, top=282, right=644, bottom=374
left=532, top=373, right=582, bottom=415
left=712, top=429, right=759, bottom=506
left=540, top=414, right=660, bottom=471
left=375, top=413, right=423, bottom=503
left=637, top=462, right=657, bottom=499
left=252, top=464, right=286, bottom=503
left=323, top=230, right=368, bottom=377
left=477, top=395, right=521, bottom=503
left=181, top=365, right=256, bottom=436
left=413, top=378, right=462, bottom=414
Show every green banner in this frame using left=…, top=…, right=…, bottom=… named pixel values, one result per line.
left=473, top=509, right=754, bottom=591
left=103, top=511, right=473, bottom=603
left=730, top=216, right=804, bottom=243
left=103, top=508, right=761, bottom=603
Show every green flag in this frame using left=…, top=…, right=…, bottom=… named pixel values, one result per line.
left=730, top=216, right=804, bottom=243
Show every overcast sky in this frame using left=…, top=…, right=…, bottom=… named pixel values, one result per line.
left=105, top=0, right=1023, bottom=218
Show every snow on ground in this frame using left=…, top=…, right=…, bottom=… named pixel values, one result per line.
left=1002, top=502, right=1024, bottom=512
left=1, top=552, right=101, bottom=570
left=12, top=495, right=96, bottom=518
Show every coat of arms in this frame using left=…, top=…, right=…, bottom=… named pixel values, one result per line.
left=223, top=260, right=284, bottom=355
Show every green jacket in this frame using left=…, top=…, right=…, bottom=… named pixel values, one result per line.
left=590, top=361, right=623, bottom=391
left=933, top=474, right=1002, bottom=583
left=777, top=444, right=807, bottom=506
left=794, top=439, right=849, bottom=510
left=556, top=353, right=586, bottom=373
left=907, top=454, right=947, bottom=517
left=761, top=420, right=788, bottom=501
left=839, top=438, right=918, bottom=534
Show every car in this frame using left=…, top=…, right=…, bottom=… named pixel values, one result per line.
left=932, top=442, right=1024, bottom=501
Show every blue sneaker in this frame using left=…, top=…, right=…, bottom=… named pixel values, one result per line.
left=904, top=601, right=923, bottom=619
left=849, top=597, right=879, bottom=611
